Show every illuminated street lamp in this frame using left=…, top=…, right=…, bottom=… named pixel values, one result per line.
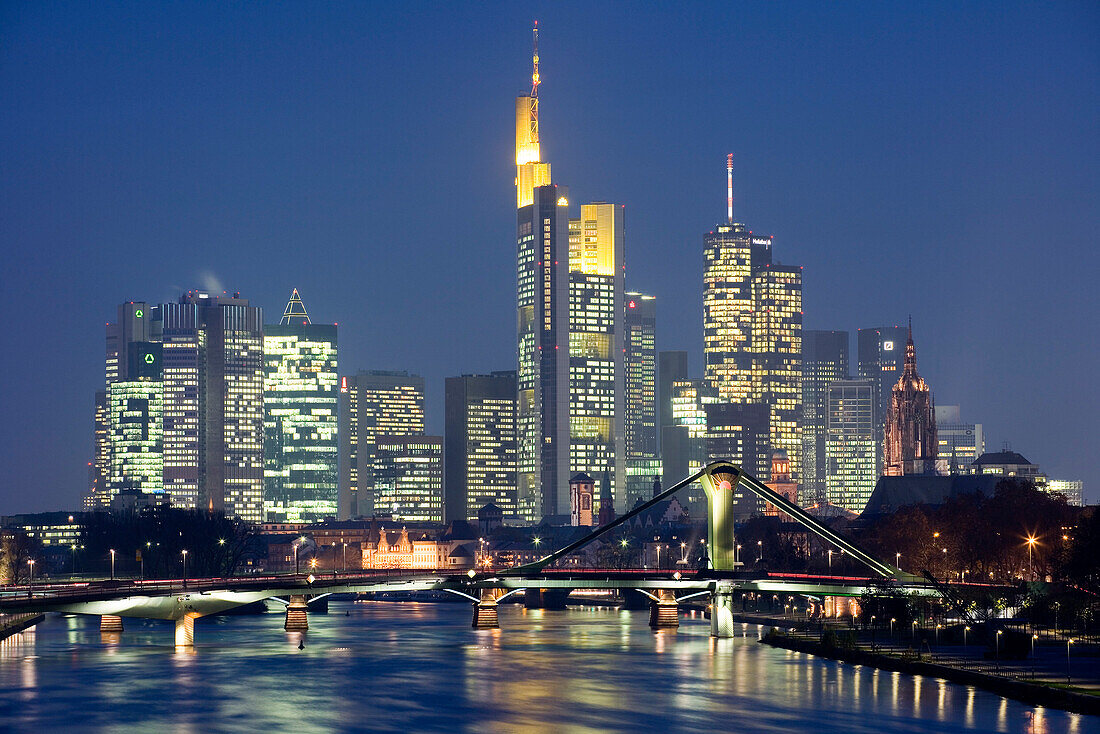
left=27, top=559, right=35, bottom=583
left=827, top=549, right=833, bottom=569
left=1026, top=536, right=1037, bottom=579
left=1067, top=638, right=1074, bottom=684
left=757, top=540, right=763, bottom=563
left=181, top=549, right=189, bottom=584
left=735, top=544, right=742, bottom=567
left=995, top=630, right=1003, bottom=664
left=895, top=552, right=901, bottom=569
left=109, top=548, right=116, bottom=581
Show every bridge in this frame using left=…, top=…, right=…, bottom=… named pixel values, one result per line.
left=0, top=461, right=942, bottom=646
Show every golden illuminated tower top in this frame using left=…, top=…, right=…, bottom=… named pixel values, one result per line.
left=516, top=21, right=551, bottom=207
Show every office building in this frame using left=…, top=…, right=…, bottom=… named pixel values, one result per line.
left=263, top=290, right=339, bottom=523
left=702, top=158, right=802, bottom=482
left=444, top=372, right=517, bottom=524
left=967, top=450, right=1045, bottom=483
left=802, top=330, right=849, bottom=504
left=857, top=324, right=908, bottom=474
left=934, top=405, right=984, bottom=475
left=373, top=436, right=444, bottom=523
left=705, top=401, right=770, bottom=516
left=106, top=342, right=164, bottom=498
left=825, top=379, right=878, bottom=513
left=1047, top=479, right=1084, bottom=507
left=339, top=370, right=425, bottom=519
left=624, top=293, right=657, bottom=459
left=658, top=351, right=688, bottom=448
left=84, top=391, right=111, bottom=510
left=159, top=292, right=265, bottom=521
left=662, top=379, right=718, bottom=508
left=883, top=322, right=938, bottom=476
left=568, top=202, right=625, bottom=513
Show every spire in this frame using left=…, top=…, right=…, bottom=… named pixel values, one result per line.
left=280, top=288, right=310, bottom=325
left=531, top=20, right=540, bottom=99
left=726, top=154, right=734, bottom=223
left=904, top=315, right=916, bottom=375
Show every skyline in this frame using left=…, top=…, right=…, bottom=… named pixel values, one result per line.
left=2, top=3, right=1098, bottom=512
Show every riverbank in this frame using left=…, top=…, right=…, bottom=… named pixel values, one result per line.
left=761, top=629, right=1100, bottom=716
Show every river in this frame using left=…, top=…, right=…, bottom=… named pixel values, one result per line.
left=0, top=601, right=1092, bottom=733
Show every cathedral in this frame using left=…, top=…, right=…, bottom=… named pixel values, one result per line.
left=883, top=320, right=940, bottom=476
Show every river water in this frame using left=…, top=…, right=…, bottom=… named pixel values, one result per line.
left=0, top=600, right=1093, bottom=733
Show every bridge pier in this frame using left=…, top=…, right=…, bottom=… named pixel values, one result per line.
left=524, top=588, right=569, bottom=610
left=175, top=614, right=197, bottom=647
left=472, top=588, right=504, bottom=629
left=99, top=615, right=124, bottom=633
left=649, top=589, right=679, bottom=630
left=284, top=595, right=309, bottom=632
left=710, top=587, right=735, bottom=638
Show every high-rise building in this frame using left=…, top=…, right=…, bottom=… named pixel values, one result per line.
left=157, top=292, right=265, bottom=521
left=568, top=202, right=625, bottom=513
left=373, top=436, right=444, bottom=523
left=263, top=290, right=338, bottom=523
left=84, top=390, right=111, bottom=510
left=883, top=322, right=938, bottom=476
left=339, top=370, right=425, bottom=519
left=658, top=351, right=688, bottom=449
left=934, top=405, right=984, bottom=475
left=106, top=342, right=164, bottom=499
left=802, top=331, right=849, bottom=504
left=702, top=158, right=802, bottom=483
left=624, top=293, right=657, bottom=459
left=705, top=401, right=770, bottom=517
left=857, top=325, right=908, bottom=474
left=662, top=379, right=718, bottom=509
left=825, top=379, right=878, bottom=513
left=444, top=372, right=517, bottom=523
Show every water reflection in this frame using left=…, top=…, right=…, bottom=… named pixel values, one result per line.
left=0, top=603, right=1086, bottom=733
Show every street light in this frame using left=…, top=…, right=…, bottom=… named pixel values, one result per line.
left=1067, top=638, right=1074, bottom=684
left=109, top=548, right=116, bottom=581
left=27, top=559, right=35, bottom=583
left=964, top=625, right=970, bottom=651
left=655, top=543, right=661, bottom=570
left=828, top=549, right=833, bottom=569
left=895, top=552, right=901, bottom=569
left=1026, top=536, right=1037, bottom=579
left=181, top=549, right=189, bottom=585
left=995, top=630, right=1003, bottom=665
left=757, top=540, right=763, bottom=563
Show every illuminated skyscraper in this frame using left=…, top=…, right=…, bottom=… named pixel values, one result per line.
left=263, top=290, right=338, bottom=523
left=157, top=292, right=265, bottom=521
left=338, top=370, right=425, bottom=518
left=568, top=202, right=625, bottom=513
left=802, top=330, right=849, bottom=504
left=883, top=322, right=938, bottom=476
left=703, top=157, right=802, bottom=485
left=106, top=342, right=164, bottom=498
left=825, top=379, right=877, bottom=512
left=624, top=293, right=657, bottom=458
left=374, top=436, right=444, bottom=523
left=515, top=23, right=551, bottom=208
left=664, top=379, right=718, bottom=510
left=444, top=372, right=517, bottom=523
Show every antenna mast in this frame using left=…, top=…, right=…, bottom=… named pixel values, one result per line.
left=726, top=153, right=734, bottom=223
left=530, top=21, right=541, bottom=144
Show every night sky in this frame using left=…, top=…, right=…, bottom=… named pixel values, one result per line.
left=2, top=2, right=1097, bottom=512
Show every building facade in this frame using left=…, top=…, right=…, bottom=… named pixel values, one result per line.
left=373, top=436, right=444, bottom=523
left=568, top=202, right=625, bottom=514
left=338, top=370, right=426, bottom=519
left=705, top=401, right=771, bottom=517
left=934, top=405, right=984, bottom=475
left=802, top=330, right=849, bottom=505
left=624, top=292, right=657, bottom=459
left=444, top=372, right=517, bottom=524
left=263, top=290, right=338, bottom=523
left=883, top=323, right=938, bottom=477
left=825, top=379, right=878, bottom=513
left=857, top=325, right=908, bottom=475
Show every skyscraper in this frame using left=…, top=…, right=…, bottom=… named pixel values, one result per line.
left=84, top=390, right=110, bottom=510
left=883, top=322, right=938, bottom=476
left=106, top=342, right=164, bottom=498
left=825, top=379, right=877, bottom=513
left=934, top=405, right=984, bottom=475
left=703, top=157, right=802, bottom=485
left=373, top=436, right=444, bottom=523
left=857, top=324, right=908, bottom=475
left=663, top=379, right=718, bottom=509
left=624, top=292, right=657, bottom=459
left=263, top=290, right=338, bottom=523
left=802, top=330, right=849, bottom=504
left=157, top=292, right=265, bottom=521
left=444, top=372, right=517, bottom=523
left=568, top=202, right=625, bottom=513
left=705, top=401, right=770, bottom=516
left=338, top=370, right=425, bottom=519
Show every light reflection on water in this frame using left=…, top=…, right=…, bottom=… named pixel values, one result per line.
left=0, top=603, right=1091, bottom=733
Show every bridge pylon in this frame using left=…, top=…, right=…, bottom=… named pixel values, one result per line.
left=284, top=595, right=309, bottom=632
left=648, top=589, right=680, bottom=629
left=472, top=588, right=506, bottom=629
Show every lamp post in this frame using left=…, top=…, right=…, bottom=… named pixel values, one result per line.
left=995, top=630, right=1003, bottom=669
left=680, top=542, right=687, bottom=565
left=181, top=549, right=188, bottom=586
left=343, top=542, right=348, bottom=573
left=828, top=549, right=833, bottom=569
left=890, top=617, right=896, bottom=637
left=757, top=540, right=763, bottom=563
left=1067, top=638, right=1074, bottom=684
left=656, top=543, right=661, bottom=571
left=896, top=552, right=901, bottom=570
left=109, top=548, right=116, bottom=581
left=27, top=559, right=35, bottom=583
left=1026, top=536, right=1037, bottom=580
left=964, top=625, right=970, bottom=652
left=71, top=543, right=78, bottom=576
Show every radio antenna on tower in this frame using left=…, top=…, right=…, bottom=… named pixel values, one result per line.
left=726, top=154, right=734, bottom=223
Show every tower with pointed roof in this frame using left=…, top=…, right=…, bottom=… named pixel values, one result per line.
left=263, top=289, right=339, bottom=521
left=883, top=319, right=938, bottom=476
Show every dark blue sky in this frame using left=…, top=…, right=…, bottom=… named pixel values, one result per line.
left=2, top=2, right=1097, bottom=512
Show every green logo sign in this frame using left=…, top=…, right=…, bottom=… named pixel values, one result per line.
left=144, top=354, right=155, bottom=364
left=135, top=309, right=143, bottom=318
